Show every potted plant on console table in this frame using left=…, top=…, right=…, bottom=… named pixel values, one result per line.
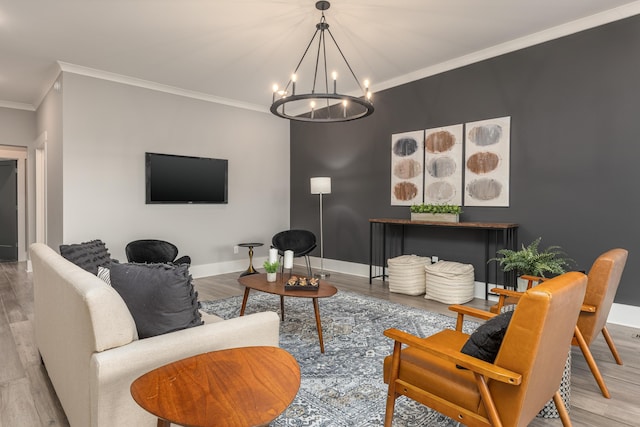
left=410, top=204, right=462, bottom=223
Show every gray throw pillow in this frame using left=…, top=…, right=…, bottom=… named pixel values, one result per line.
left=109, top=262, right=203, bottom=339
left=59, top=239, right=112, bottom=275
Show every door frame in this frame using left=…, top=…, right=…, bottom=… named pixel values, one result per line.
left=35, top=132, right=48, bottom=245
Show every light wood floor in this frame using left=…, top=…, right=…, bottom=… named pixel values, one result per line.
left=1, top=261, right=639, bottom=426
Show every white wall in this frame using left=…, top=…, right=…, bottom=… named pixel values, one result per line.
left=60, top=73, right=290, bottom=274
left=36, top=76, right=64, bottom=252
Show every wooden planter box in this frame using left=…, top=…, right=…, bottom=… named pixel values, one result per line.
left=410, top=213, right=460, bottom=223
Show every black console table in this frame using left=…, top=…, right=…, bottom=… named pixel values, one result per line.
left=368, top=218, right=519, bottom=298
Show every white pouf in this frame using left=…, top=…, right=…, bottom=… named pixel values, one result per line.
left=424, top=261, right=475, bottom=304
left=387, top=255, right=431, bottom=295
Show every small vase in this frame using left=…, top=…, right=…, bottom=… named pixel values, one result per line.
left=267, top=272, right=277, bottom=282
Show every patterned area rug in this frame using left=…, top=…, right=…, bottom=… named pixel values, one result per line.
left=199, top=290, right=480, bottom=426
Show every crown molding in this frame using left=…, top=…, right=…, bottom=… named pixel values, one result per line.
left=372, top=2, right=640, bottom=95
left=57, top=62, right=269, bottom=114
left=0, top=100, right=35, bottom=111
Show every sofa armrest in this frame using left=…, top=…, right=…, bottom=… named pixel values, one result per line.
left=89, top=311, right=280, bottom=427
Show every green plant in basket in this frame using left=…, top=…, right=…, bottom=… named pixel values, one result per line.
left=263, top=260, right=280, bottom=273
left=489, top=237, right=573, bottom=278
left=410, top=204, right=462, bottom=214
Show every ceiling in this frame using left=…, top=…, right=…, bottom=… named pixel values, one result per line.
left=1, top=0, right=639, bottom=112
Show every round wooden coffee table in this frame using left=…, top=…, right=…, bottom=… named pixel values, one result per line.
left=130, top=346, right=300, bottom=427
left=238, top=273, right=338, bottom=353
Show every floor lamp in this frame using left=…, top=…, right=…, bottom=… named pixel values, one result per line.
left=310, top=177, right=331, bottom=279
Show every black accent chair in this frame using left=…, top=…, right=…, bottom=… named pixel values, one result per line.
left=125, top=239, right=191, bottom=265
left=271, top=230, right=317, bottom=277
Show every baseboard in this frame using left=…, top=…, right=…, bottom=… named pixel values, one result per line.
left=191, top=256, right=640, bottom=329
left=190, top=259, right=250, bottom=279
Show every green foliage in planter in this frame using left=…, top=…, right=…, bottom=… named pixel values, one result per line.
left=489, top=237, right=573, bottom=278
left=410, top=204, right=462, bottom=214
left=263, top=260, right=280, bottom=273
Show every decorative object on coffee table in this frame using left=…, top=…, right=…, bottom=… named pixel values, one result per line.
left=238, top=242, right=263, bottom=277
left=131, top=346, right=300, bottom=427
left=264, top=259, right=280, bottom=283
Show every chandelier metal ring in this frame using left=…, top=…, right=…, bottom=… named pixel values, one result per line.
left=270, top=1, right=374, bottom=123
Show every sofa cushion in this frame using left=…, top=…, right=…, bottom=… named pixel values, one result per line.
left=460, top=310, right=514, bottom=363
left=59, top=239, right=112, bottom=275
left=109, top=262, right=203, bottom=338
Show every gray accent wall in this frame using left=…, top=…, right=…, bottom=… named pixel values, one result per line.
left=290, top=15, right=640, bottom=306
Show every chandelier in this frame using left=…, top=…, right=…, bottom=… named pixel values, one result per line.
left=270, top=1, right=374, bottom=123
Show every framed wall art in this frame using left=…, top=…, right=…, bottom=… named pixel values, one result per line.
left=390, top=130, right=424, bottom=206
left=423, top=124, right=463, bottom=205
left=464, top=116, right=511, bottom=207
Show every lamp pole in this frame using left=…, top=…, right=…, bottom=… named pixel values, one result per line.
left=310, top=177, right=331, bottom=279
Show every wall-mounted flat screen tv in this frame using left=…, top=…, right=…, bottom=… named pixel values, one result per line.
left=145, top=152, right=228, bottom=204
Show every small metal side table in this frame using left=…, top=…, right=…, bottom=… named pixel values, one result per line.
left=238, top=242, right=263, bottom=277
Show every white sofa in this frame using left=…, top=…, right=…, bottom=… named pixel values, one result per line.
left=30, top=243, right=280, bottom=427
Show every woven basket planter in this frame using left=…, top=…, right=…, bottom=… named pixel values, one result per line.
left=410, top=213, right=459, bottom=223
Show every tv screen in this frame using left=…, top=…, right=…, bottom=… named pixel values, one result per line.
left=145, top=152, right=228, bottom=204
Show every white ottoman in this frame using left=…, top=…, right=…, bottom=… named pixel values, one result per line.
left=387, top=255, right=431, bottom=295
left=424, top=261, right=475, bottom=304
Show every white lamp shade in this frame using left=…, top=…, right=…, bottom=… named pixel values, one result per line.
left=310, top=177, right=331, bottom=194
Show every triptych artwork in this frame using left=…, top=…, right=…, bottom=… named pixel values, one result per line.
left=390, top=116, right=510, bottom=207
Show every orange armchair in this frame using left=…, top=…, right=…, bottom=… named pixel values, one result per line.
left=383, top=272, right=588, bottom=427
left=490, top=248, right=628, bottom=398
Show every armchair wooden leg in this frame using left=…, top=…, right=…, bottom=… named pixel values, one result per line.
left=601, top=326, right=623, bottom=365
left=475, top=373, right=503, bottom=427
left=384, top=341, right=402, bottom=427
left=553, top=391, right=572, bottom=426
left=384, top=390, right=397, bottom=427
left=574, top=326, right=610, bottom=398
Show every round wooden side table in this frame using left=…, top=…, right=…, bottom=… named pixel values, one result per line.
left=130, top=346, right=300, bottom=427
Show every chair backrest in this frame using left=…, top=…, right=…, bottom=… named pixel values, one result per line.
left=489, top=272, right=587, bottom=426
left=578, top=248, right=628, bottom=344
left=125, top=239, right=179, bottom=263
left=271, top=230, right=316, bottom=256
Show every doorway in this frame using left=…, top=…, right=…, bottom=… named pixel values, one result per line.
left=0, top=160, right=18, bottom=261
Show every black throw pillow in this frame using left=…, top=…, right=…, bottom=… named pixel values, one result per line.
left=109, top=262, right=203, bottom=339
left=60, top=239, right=112, bottom=275
left=460, top=310, right=514, bottom=364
